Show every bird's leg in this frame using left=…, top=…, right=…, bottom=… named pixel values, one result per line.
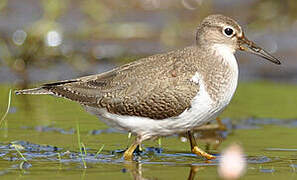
left=187, top=131, right=216, bottom=160
left=215, top=117, right=226, bottom=131
left=123, top=136, right=141, bottom=160
left=126, top=132, right=132, bottom=149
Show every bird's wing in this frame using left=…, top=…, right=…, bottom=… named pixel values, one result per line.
left=102, top=76, right=200, bottom=120
left=16, top=46, right=201, bottom=119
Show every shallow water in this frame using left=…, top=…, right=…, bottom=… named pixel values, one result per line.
left=0, top=83, right=297, bottom=179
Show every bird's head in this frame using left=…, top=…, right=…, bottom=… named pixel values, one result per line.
left=196, top=14, right=281, bottom=65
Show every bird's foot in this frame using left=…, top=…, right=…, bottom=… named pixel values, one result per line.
left=123, top=139, right=140, bottom=160
left=123, top=151, right=133, bottom=160
left=192, top=146, right=216, bottom=160
left=123, top=145, right=137, bottom=160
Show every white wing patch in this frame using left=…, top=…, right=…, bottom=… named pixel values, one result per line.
left=190, top=72, right=200, bottom=84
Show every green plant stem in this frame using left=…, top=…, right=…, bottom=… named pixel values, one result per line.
left=0, top=89, right=12, bottom=127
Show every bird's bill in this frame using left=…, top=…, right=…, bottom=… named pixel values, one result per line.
left=238, top=35, right=281, bottom=65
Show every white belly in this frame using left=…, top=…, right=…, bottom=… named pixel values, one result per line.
left=85, top=74, right=237, bottom=141
left=84, top=82, right=216, bottom=140
left=84, top=82, right=215, bottom=140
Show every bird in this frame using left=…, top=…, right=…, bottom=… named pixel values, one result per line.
left=15, top=14, right=281, bottom=160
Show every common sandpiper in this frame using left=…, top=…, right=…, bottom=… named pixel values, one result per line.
left=16, top=14, right=281, bottom=160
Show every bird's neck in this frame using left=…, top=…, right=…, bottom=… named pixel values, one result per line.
left=211, top=44, right=236, bottom=57
left=198, top=43, right=239, bottom=104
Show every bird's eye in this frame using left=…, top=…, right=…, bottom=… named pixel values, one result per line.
left=223, top=27, right=234, bottom=37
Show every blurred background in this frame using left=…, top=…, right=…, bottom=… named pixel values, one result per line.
left=0, top=1, right=297, bottom=179
left=0, top=0, right=296, bottom=89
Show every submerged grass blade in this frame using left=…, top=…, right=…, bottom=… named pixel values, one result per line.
left=76, top=123, right=87, bottom=168
left=0, top=89, right=12, bottom=127
left=13, top=144, right=28, bottom=162
left=290, top=160, right=296, bottom=172
left=57, top=152, right=62, bottom=170
left=95, top=144, right=105, bottom=158
left=12, top=143, right=32, bottom=170
left=57, top=152, right=62, bottom=163
left=81, top=142, right=87, bottom=156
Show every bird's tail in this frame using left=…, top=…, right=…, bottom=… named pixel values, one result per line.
left=14, top=79, right=98, bottom=106
left=15, top=87, right=53, bottom=95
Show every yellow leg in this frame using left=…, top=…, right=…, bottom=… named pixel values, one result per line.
left=123, top=137, right=140, bottom=160
left=187, top=131, right=216, bottom=160
left=216, top=117, right=226, bottom=131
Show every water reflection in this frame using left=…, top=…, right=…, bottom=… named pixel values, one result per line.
left=124, top=162, right=203, bottom=180
left=124, top=162, right=148, bottom=180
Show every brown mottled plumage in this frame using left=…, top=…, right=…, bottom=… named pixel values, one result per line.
left=19, top=44, right=235, bottom=120
left=36, top=47, right=201, bottom=120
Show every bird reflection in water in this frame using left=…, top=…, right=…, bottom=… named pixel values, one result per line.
left=123, top=162, right=210, bottom=180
